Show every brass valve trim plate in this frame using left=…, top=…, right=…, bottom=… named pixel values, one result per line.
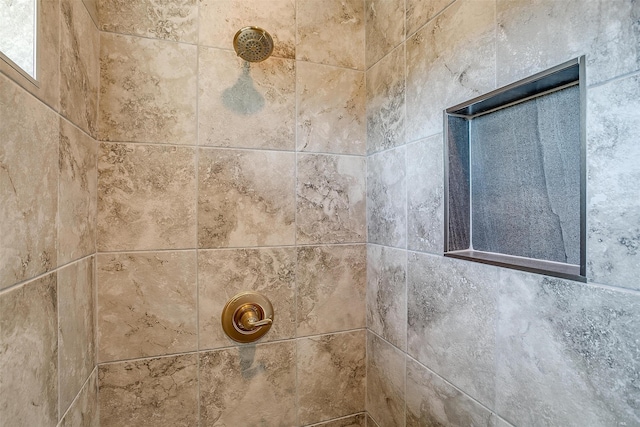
left=221, top=291, right=274, bottom=343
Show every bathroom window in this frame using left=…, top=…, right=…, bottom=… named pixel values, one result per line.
left=0, top=0, right=38, bottom=82
left=445, top=57, right=586, bottom=281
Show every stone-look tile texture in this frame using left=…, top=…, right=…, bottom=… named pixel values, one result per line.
left=297, top=245, right=366, bottom=337
left=408, top=253, right=499, bottom=409
left=58, top=257, right=95, bottom=415
left=199, top=0, right=296, bottom=59
left=406, top=0, right=495, bottom=142
left=198, top=48, right=295, bottom=150
left=198, top=248, right=296, bottom=349
left=367, top=147, right=406, bottom=248
left=98, top=32, right=197, bottom=144
left=0, top=273, right=58, bottom=426
left=97, top=143, right=197, bottom=251
left=198, top=148, right=295, bottom=248
left=496, top=0, right=640, bottom=86
left=97, top=252, right=197, bottom=362
left=0, top=74, right=58, bottom=291
left=366, top=332, right=405, bottom=427
left=407, top=134, right=444, bottom=254
left=406, top=0, right=454, bottom=37
left=406, top=358, right=495, bottom=427
left=308, top=414, right=366, bottom=427
left=587, top=75, right=640, bottom=291
left=99, top=0, right=198, bottom=43
left=297, top=62, right=366, bottom=155
left=82, top=0, right=99, bottom=27
left=297, top=154, right=366, bottom=244
left=367, top=245, right=406, bottom=350
left=366, top=45, right=405, bottom=154
left=99, top=354, right=198, bottom=427
left=59, top=368, right=99, bottom=427
left=297, top=0, right=365, bottom=70
left=298, top=331, right=366, bottom=425
left=60, top=0, right=99, bottom=137
left=58, top=119, right=97, bottom=265
left=200, top=342, right=296, bottom=426
left=365, top=0, right=404, bottom=68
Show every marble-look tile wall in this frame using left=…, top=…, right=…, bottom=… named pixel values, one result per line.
left=0, top=1, right=100, bottom=425
left=94, top=0, right=367, bottom=425
left=365, top=0, right=640, bottom=426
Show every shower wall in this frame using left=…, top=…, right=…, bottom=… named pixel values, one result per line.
left=0, top=0, right=100, bottom=425
left=94, top=1, right=367, bottom=426
left=365, top=0, right=640, bottom=426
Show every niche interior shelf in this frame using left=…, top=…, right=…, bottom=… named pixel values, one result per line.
left=444, top=57, right=586, bottom=282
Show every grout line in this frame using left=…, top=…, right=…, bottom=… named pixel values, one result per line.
left=94, top=242, right=368, bottom=255
left=57, top=365, right=99, bottom=424
left=587, top=68, right=640, bottom=89
left=194, top=4, right=202, bottom=423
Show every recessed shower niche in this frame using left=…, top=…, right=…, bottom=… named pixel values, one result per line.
left=445, top=57, right=586, bottom=281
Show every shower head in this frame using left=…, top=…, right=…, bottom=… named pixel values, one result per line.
left=233, top=26, right=274, bottom=63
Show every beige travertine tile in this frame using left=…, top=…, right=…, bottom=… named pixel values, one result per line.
left=366, top=332, right=405, bottom=427
left=365, top=0, right=405, bottom=68
left=198, top=248, right=296, bottom=350
left=310, top=414, right=366, bottom=427
left=0, top=74, right=58, bottom=291
left=99, top=32, right=197, bottom=144
left=406, top=0, right=454, bottom=36
left=58, top=118, right=97, bottom=265
left=297, top=62, right=366, bottom=155
left=60, top=0, right=99, bottom=137
left=296, top=154, right=366, bottom=244
left=99, top=354, right=198, bottom=427
left=97, top=142, right=197, bottom=251
left=198, top=47, right=295, bottom=150
left=297, top=0, right=365, bottom=70
left=96, top=251, right=197, bottom=362
left=58, top=257, right=95, bottom=415
left=297, top=331, right=366, bottom=425
left=297, top=245, right=366, bottom=336
left=199, top=341, right=296, bottom=426
left=59, top=368, right=99, bottom=427
left=0, top=273, right=58, bottom=426
left=198, top=148, right=296, bottom=248
left=99, top=0, right=198, bottom=43
left=82, top=0, right=98, bottom=27
left=198, top=0, right=295, bottom=59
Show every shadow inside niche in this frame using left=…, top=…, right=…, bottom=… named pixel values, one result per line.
left=222, top=61, right=265, bottom=115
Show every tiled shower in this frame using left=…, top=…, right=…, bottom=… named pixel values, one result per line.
left=1, top=0, right=638, bottom=426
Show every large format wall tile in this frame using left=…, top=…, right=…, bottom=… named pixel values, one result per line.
left=297, top=0, right=365, bottom=70
left=198, top=0, right=295, bottom=59
left=0, top=273, right=58, bottom=426
left=97, top=143, right=197, bottom=251
left=198, top=47, right=295, bottom=150
left=365, top=0, right=404, bottom=68
left=587, top=75, right=640, bottom=291
left=96, top=251, right=197, bottom=362
left=366, top=332, right=405, bottom=427
left=99, top=0, right=198, bottom=43
left=496, top=0, right=640, bottom=86
left=308, top=414, right=366, bottom=427
left=99, top=33, right=197, bottom=144
left=297, top=154, right=366, bottom=244
left=407, top=253, right=498, bottom=408
left=99, top=354, right=198, bottom=427
left=59, top=368, right=99, bottom=427
left=297, top=62, right=366, bottom=155
left=297, top=331, right=366, bottom=425
left=496, top=270, right=640, bottom=426
left=407, top=134, right=444, bottom=254
left=198, top=248, right=296, bottom=349
left=0, top=74, right=58, bottom=290
left=406, top=0, right=495, bottom=142
left=198, top=148, right=295, bottom=247
left=367, top=147, right=406, bottom=248
left=200, top=341, right=296, bottom=426
left=297, top=245, right=366, bottom=336
left=366, top=45, right=405, bottom=154
left=367, top=245, right=406, bottom=350
left=58, top=118, right=97, bottom=265
left=406, top=0, right=454, bottom=37
left=60, top=0, right=99, bottom=137
left=58, top=257, right=95, bottom=415
left=406, top=358, right=495, bottom=427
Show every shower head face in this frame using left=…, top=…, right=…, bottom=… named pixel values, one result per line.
left=233, top=26, right=274, bottom=62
